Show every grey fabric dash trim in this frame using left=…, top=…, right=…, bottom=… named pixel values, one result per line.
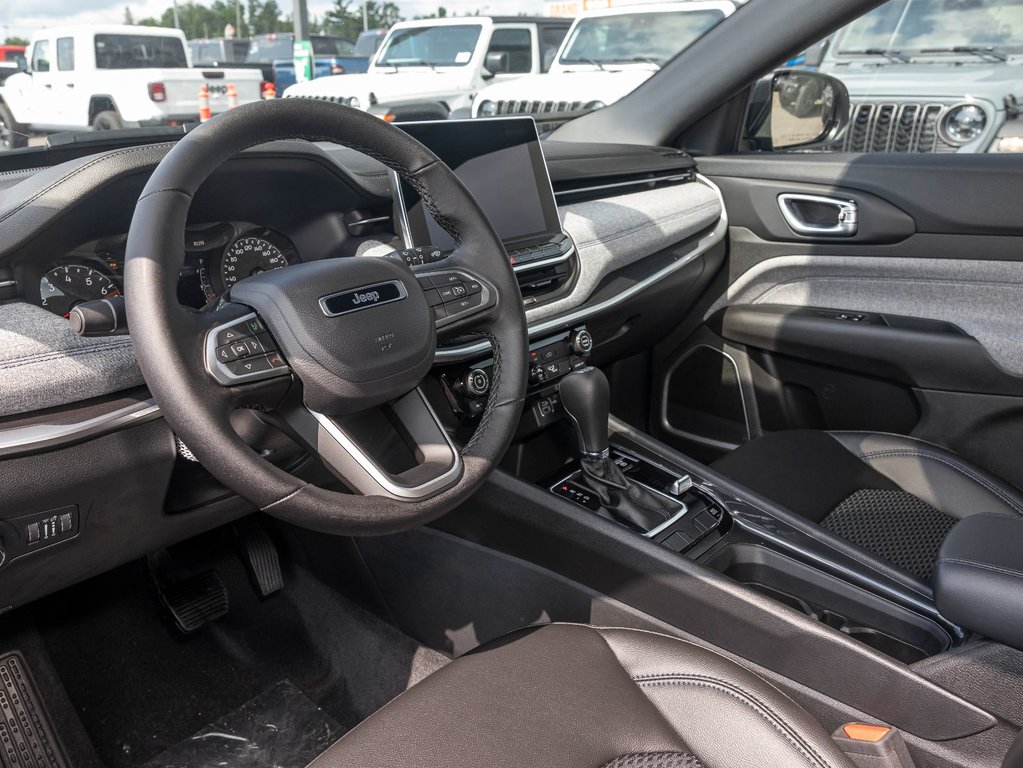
left=0, top=302, right=143, bottom=417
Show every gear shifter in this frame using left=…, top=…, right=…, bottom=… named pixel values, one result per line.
left=559, top=367, right=679, bottom=532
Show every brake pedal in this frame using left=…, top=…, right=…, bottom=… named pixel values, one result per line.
left=148, top=553, right=230, bottom=634
left=235, top=521, right=283, bottom=598
left=0, top=651, right=69, bottom=768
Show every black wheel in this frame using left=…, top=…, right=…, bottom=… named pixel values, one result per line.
left=0, top=103, right=27, bottom=150
left=91, top=110, right=124, bottom=131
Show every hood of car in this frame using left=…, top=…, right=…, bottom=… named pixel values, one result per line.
left=824, top=61, right=1023, bottom=101
left=475, top=70, right=656, bottom=107
left=284, top=70, right=470, bottom=102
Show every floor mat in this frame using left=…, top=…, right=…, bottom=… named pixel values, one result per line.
left=30, top=532, right=441, bottom=768
left=142, top=681, right=343, bottom=768
left=0, top=651, right=69, bottom=768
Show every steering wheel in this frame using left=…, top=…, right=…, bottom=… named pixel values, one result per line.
left=124, top=99, right=527, bottom=535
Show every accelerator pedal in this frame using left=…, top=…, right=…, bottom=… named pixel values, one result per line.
left=235, top=521, right=283, bottom=598
left=148, top=552, right=230, bottom=634
left=0, top=651, right=70, bottom=768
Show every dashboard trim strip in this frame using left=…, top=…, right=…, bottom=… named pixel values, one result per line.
left=0, top=399, right=162, bottom=457
left=435, top=176, right=728, bottom=363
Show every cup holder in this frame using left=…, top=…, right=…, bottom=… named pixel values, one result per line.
left=706, top=544, right=953, bottom=664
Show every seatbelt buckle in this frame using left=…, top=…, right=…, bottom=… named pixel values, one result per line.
left=832, top=723, right=917, bottom=768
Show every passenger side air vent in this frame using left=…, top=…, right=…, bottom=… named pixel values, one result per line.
left=554, top=167, right=696, bottom=205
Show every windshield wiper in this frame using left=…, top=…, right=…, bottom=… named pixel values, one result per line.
left=843, top=48, right=912, bottom=62
left=389, top=60, right=439, bottom=70
left=611, top=56, right=662, bottom=69
left=919, top=45, right=1007, bottom=62
left=561, top=58, right=606, bottom=70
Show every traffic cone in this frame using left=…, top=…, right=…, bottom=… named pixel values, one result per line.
left=227, top=83, right=238, bottom=110
left=198, top=84, right=212, bottom=122
left=262, top=81, right=277, bottom=99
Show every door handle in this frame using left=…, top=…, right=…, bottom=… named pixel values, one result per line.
left=43, top=83, right=52, bottom=88
left=65, top=83, right=74, bottom=88
left=778, top=193, right=858, bottom=237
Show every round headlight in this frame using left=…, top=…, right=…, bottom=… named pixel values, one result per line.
left=346, top=96, right=362, bottom=109
left=478, top=100, right=497, bottom=117
left=941, top=103, right=987, bottom=144
left=584, top=100, right=606, bottom=111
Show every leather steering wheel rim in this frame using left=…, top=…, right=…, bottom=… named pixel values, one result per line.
left=124, top=99, right=527, bottom=535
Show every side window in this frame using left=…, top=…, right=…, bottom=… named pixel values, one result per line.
left=540, top=26, right=569, bottom=72
left=56, top=38, right=75, bottom=71
left=486, top=28, right=533, bottom=74
left=31, top=40, right=50, bottom=73
left=764, top=0, right=1022, bottom=155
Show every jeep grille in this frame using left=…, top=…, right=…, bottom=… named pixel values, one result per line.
left=842, top=102, right=958, bottom=153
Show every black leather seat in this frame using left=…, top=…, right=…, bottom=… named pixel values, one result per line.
left=311, top=623, right=856, bottom=768
left=712, top=430, right=1023, bottom=583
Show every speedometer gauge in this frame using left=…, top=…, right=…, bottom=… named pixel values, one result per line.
left=39, top=265, right=119, bottom=317
left=220, top=237, right=289, bottom=290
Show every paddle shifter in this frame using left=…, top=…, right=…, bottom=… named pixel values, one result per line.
left=559, top=367, right=679, bottom=532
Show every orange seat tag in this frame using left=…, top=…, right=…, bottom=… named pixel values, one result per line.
left=842, top=723, right=891, bottom=742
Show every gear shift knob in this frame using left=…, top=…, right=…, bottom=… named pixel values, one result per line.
left=559, top=366, right=610, bottom=460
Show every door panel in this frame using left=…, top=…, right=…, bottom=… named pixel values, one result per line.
left=652, top=157, right=1023, bottom=490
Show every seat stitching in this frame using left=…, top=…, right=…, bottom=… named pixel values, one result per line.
left=856, top=449, right=1023, bottom=515
left=936, top=556, right=1023, bottom=580
left=633, top=674, right=836, bottom=768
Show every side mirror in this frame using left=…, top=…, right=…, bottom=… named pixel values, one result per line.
left=746, top=69, right=850, bottom=151
left=485, top=51, right=510, bottom=74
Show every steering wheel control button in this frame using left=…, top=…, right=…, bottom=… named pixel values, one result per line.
left=419, top=270, right=495, bottom=328
left=319, top=280, right=408, bottom=317
left=227, top=355, right=273, bottom=376
left=206, top=312, right=291, bottom=386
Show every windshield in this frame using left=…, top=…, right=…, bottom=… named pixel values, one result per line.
left=837, top=0, right=1023, bottom=55
left=248, top=35, right=293, bottom=63
left=94, top=34, right=188, bottom=69
left=377, top=24, right=483, bottom=67
left=312, top=36, right=356, bottom=56
left=559, top=9, right=726, bottom=66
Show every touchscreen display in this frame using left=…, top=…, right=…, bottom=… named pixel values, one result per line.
left=394, top=118, right=561, bottom=252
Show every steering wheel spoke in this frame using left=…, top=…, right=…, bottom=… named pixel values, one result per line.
left=279, top=387, right=463, bottom=501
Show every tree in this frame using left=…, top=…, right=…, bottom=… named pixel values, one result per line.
left=323, top=0, right=363, bottom=39
left=3, top=36, right=29, bottom=47
left=247, top=0, right=286, bottom=35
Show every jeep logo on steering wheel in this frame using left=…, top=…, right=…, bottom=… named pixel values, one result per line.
left=319, top=281, right=408, bottom=317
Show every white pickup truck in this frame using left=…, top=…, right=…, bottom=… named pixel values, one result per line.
left=472, top=2, right=737, bottom=131
left=0, top=25, right=263, bottom=149
left=283, top=16, right=571, bottom=121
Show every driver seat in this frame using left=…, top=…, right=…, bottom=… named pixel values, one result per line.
left=310, top=623, right=857, bottom=768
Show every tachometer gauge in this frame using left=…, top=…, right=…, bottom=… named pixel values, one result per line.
left=220, top=236, right=289, bottom=291
left=39, top=265, right=119, bottom=317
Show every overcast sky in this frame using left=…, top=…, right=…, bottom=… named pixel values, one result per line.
left=0, top=0, right=544, bottom=38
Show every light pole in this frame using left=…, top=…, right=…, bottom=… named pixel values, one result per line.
left=363, top=2, right=369, bottom=32
left=236, top=0, right=243, bottom=36
left=294, top=0, right=309, bottom=39
left=172, top=0, right=181, bottom=30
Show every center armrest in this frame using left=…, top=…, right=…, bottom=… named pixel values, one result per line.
left=934, top=514, right=1023, bottom=650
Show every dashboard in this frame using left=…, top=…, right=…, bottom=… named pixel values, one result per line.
left=33, top=222, right=298, bottom=315
left=0, top=125, right=722, bottom=612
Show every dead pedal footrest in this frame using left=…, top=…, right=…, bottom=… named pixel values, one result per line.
left=0, top=651, right=70, bottom=768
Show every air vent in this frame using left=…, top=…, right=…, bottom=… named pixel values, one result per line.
left=554, top=167, right=696, bottom=205
left=517, top=260, right=573, bottom=305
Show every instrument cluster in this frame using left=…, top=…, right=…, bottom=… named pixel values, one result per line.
left=35, top=222, right=299, bottom=316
